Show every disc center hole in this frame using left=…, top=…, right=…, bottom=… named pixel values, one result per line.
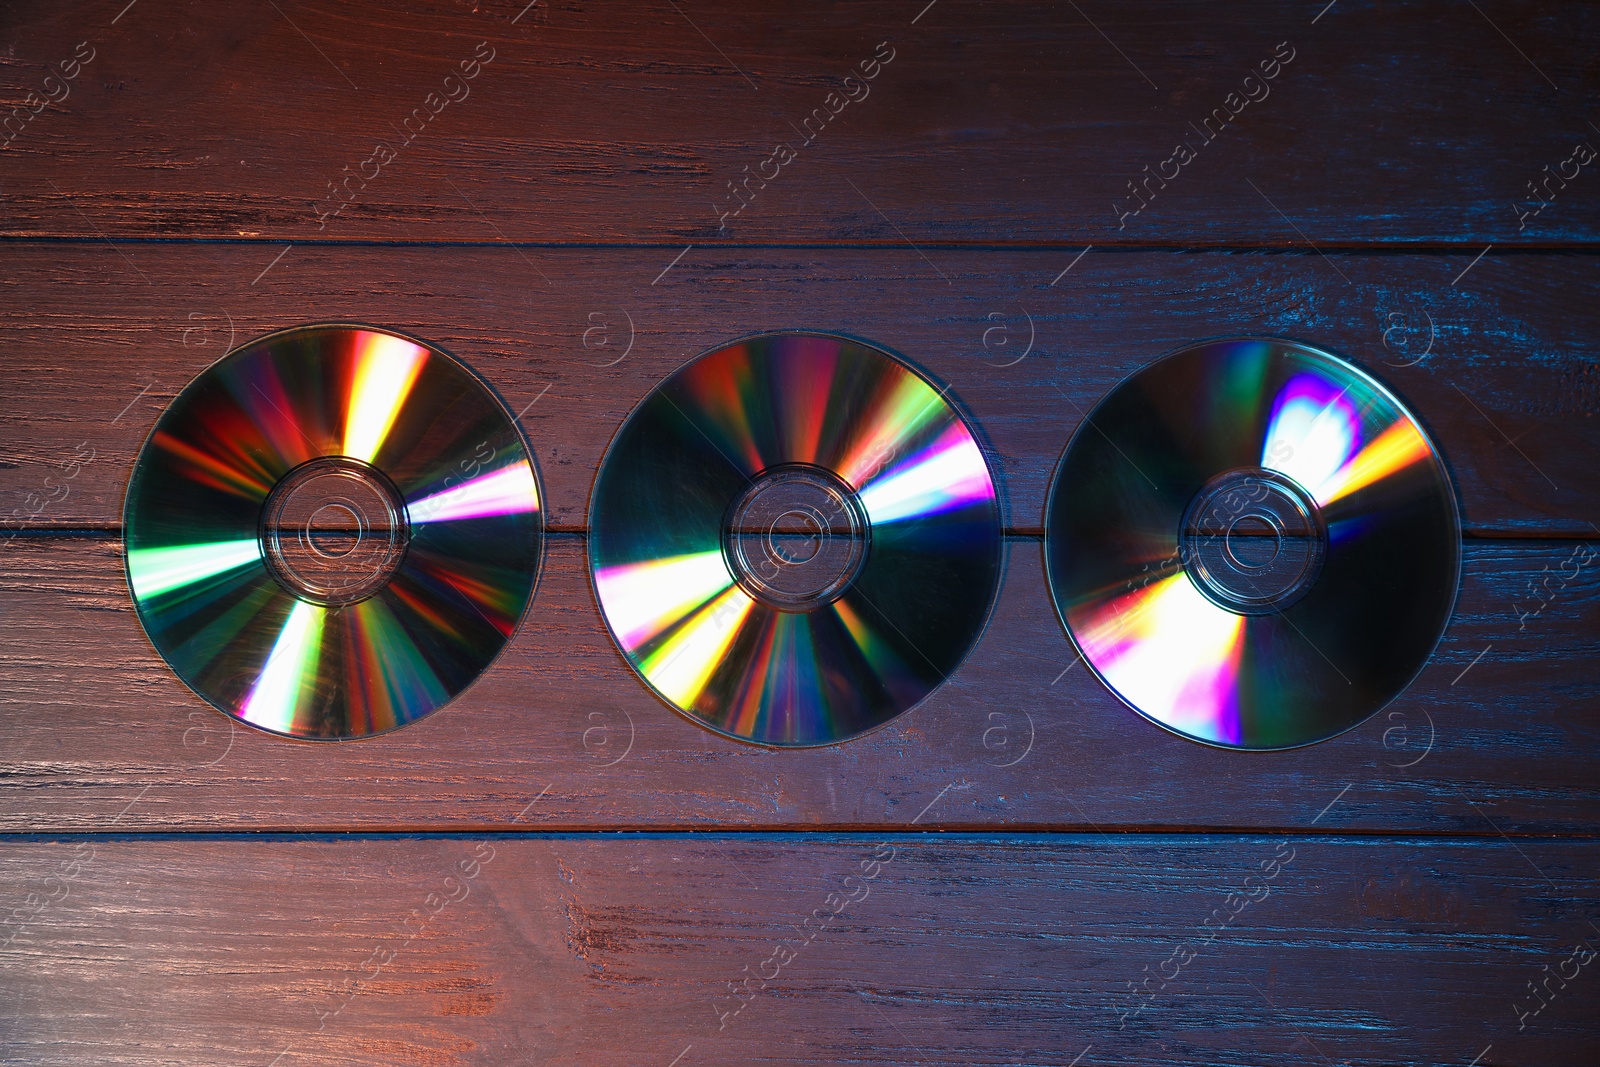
left=724, top=464, right=869, bottom=612
left=1178, top=467, right=1327, bottom=615
left=768, top=509, right=824, bottom=564
left=260, top=456, right=410, bottom=607
left=305, top=502, right=365, bottom=558
left=1224, top=513, right=1281, bottom=570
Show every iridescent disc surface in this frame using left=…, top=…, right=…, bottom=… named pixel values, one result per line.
left=1044, top=338, right=1459, bottom=750
left=590, top=332, right=1003, bottom=746
left=125, top=325, right=542, bottom=739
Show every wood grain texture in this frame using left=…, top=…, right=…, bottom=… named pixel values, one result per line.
left=1, top=534, right=1593, bottom=834
left=1, top=834, right=1596, bottom=1066
left=1, top=245, right=1596, bottom=536
left=2, top=0, right=1597, bottom=1061
left=0, top=0, right=1596, bottom=245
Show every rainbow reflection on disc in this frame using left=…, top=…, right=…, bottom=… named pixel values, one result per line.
left=1044, top=338, right=1459, bottom=750
left=124, top=325, right=542, bottom=740
left=590, top=332, right=1003, bottom=746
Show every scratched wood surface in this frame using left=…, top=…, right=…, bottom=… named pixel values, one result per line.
left=1, top=1, right=1598, bottom=244
left=0, top=246, right=1596, bottom=535
left=2, top=0, right=1598, bottom=1064
left=2, top=836, right=1597, bottom=1067
left=0, top=536, right=1595, bottom=836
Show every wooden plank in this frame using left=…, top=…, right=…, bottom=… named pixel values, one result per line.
left=0, top=1, right=1597, bottom=245
left=0, top=834, right=1595, bottom=1065
left=0, top=534, right=1593, bottom=834
left=0, top=245, right=1595, bottom=536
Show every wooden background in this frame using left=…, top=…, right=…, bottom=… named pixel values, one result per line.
left=2, top=1, right=1597, bottom=1064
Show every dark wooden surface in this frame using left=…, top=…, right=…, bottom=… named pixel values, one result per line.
left=2, top=0, right=1599, bottom=245
left=2, top=1, right=1598, bottom=1064
left=2, top=246, right=1598, bottom=536
left=2, top=536, right=1597, bottom=836
left=2, top=835, right=1597, bottom=1066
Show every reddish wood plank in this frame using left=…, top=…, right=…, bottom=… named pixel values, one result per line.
left=1, top=834, right=1595, bottom=1065
left=0, top=1, right=1596, bottom=245
left=0, top=246, right=1595, bottom=535
left=0, top=534, right=1593, bottom=834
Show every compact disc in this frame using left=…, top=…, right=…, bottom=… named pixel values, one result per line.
left=124, top=325, right=542, bottom=739
left=1044, top=337, right=1458, bottom=750
left=590, top=332, right=1003, bottom=746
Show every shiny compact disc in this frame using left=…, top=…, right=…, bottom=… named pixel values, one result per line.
left=1044, top=337, right=1459, bottom=750
left=590, top=332, right=1003, bottom=746
left=124, top=325, right=542, bottom=739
